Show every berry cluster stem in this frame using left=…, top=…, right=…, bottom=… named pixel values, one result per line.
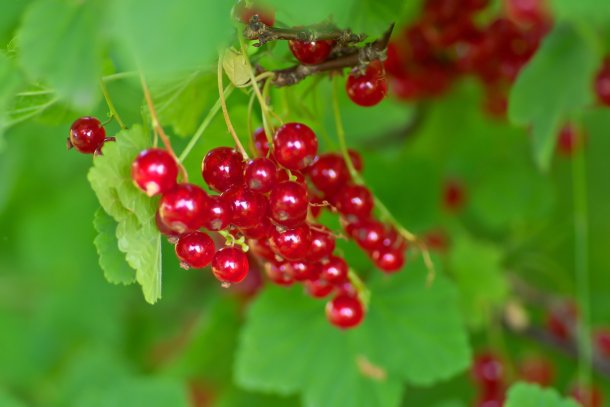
left=217, top=54, right=249, bottom=159
left=99, top=79, right=127, bottom=130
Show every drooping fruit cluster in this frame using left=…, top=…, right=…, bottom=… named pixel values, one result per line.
left=68, top=116, right=114, bottom=154
left=385, top=0, right=551, bottom=118
left=471, top=351, right=506, bottom=407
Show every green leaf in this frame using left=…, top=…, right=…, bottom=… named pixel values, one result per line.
left=19, top=0, right=103, bottom=109
left=550, top=0, right=610, bottom=23
left=508, top=23, right=598, bottom=171
left=93, top=208, right=136, bottom=286
left=88, top=125, right=162, bottom=304
left=448, top=233, right=508, bottom=328
left=505, top=383, right=579, bottom=407
left=0, top=0, right=30, bottom=45
left=110, top=0, right=232, bottom=78
left=0, top=51, right=23, bottom=146
left=0, top=389, right=26, bottom=407
left=235, top=257, right=470, bottom=407
left=215, top=386, right=299, bottom=407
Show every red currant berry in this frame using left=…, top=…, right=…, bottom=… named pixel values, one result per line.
left=269, top=181, right=309, bottom=227
left=244, top=157, right=278, bottom=193
left=68, top=117, right=106, bottom=154
left=270, top=224, right=311, bottom=261
left=546, top=301, right=578, bottom=341
left=471, top=352, right=505, bottom=388
left=557, top=124, right=585, bottom=156
left=594, top=58, right=610, bottom=107
left=240, top=217, right=273, bottom=240
left=249, top=238, right=277, bottom=262
left=305, top=278, right=334, bottom=298
left=594, top=328, right=610, bottom=358
left=569, top=384, right=603, bottom=407
left=307, top=153, right=349, bottom=194
left=443, top=179, right=466, bottom=212
left=475, top=386, right=505, bottom=407
left=211, top=247, right=249, bottom=285
left=371, top=247, right=405, bottom=273
left=202, top=147, right=245, bottom=192
left=175, top=231, right=215, bottom=269
left=264, top=261, right=294, bottom=286
left=348, top=149, right=364, bottom=172
left=273, top=123, right=318, bottom=171
left=159, top=183, right=209, bottom=234
left=380, top=227, right=406, bottom=251
left=517, top=356, right=554, bottom=386
left=252, top=127, right=270, bottom=157
left=424, top=229, right=450, bottom=252
left=221, top=185, right=268, bottom=229
left=155, top=210, right=179, bottom=242
left=504, top=0, right=549, bottom=25
left=308, top=227, right=336, bottom=262
left=335, top=184, right=374, bottom=219
left=286, top=260, right=319, bottom=282
left=289, top=39, right=335, bottom=65
left=236, top=1, right=275, bottom=26
left=351, top=220, right=386, bottom=251
left=346, top=60, right=388, bottom=107
left=202, top=195, right=232, bottom=231
left=326, top=294, right=364, bottom=329
left=319, top=255, right=349, bottom=284
left=131, top=148, right=178, bottom=196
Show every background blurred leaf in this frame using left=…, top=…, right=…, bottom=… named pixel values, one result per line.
left=93, top=208, right=136, bottom=285
left=505, top=382, right=579, bottom=407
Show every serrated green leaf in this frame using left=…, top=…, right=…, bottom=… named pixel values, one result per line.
left=235, top=257, right=470, bottom=407
left=505, top=383, right=579, bottom=407
left=88, top=125, right=162, bottom=304
left=508, top=23, right=598, bottom=171
left=93, top=208, right=136, bottom=286
left=19, top=0, right=103, bottom=109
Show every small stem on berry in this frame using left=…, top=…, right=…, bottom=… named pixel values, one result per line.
left=99, top=79, right=127, bottom=130
left=218, top=54, right=249, bottom=159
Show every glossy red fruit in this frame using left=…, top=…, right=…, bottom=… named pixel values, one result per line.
left=286, top=260, right=319, bottom=282
left=351, top=220, right=386, bottom=251
left=335, top=185, right=374, bottom=219
left=273, top=123, right=318, bottom=170
left=264, top=261, right=294, bottom=286
left=252, top=127, right=271, bottom=157
left=569, top=384, right=603, bottom=407
left=68, top=117, right=106, bottom=154
left=380, top=227, right=406, bottom=251
left=155, top=210, right=180, bottom=241
left=269, top=181, right=309, bottom=227
left=474, top=386, right=505, bottom=407
left=211, top=247, right=249, bottom=285
left=471, top=352, right=505, bottom=388
left=443, top=179, right=466, bottom=211
left=270, top=225, right=311, bottom=261
left=249, top=238, right=277, bottom=262
left=348, top=149, right=364, bottom=172
left=504, top=0, right=549, bottom=25
left=244, top=157, right=278, bottom=193
left=326, top=294, right=365, bottom=329
left=371, top=247, right=405, bottom=273
left=236, top=1, right=275, bottom=26
left=159, top=183, right=209, bottom=234
left=308, top=153, right=349, bottom=194
left=221, top=185, right=268, bottom=228
left=346, top=60, right=388, bottom=107
left=594, top=58, right=610, bottom=107
left=175, top=232, right=215, bottom=269
left=305, top=278, right=334, bottom=298
left=594, top=328, right=610, bottom=358
left=202, top=147, right=245, bottom=192
left=518, top=356, right=554, bottom=386
left=240, top=217, right=273, bottom=239
left=308, top=227, right=336, bottom=262
left=289, top=39, right=335, bottom=65
left=131, top=148, right=178, bottom=196
left=202, top=195, right=232, bottom=231
left=546, top=301, right=578, bottom=341
left=557, top=124, right=584, bottom=156
left=319, top=255, right=349, bottom=284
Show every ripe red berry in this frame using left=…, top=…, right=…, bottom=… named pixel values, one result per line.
left=471, top=352, right=505, bottom=388
left=347, top=149, right=364, bottom=172
left=252, top=127, right=270, bottom=157
left=270, top=224, right=311, bottom=261
left=272, top=123, right=318, bottom=171
left=155, top=210, right=179, bottom=241
left=249, top=238, right=277, bottom=262
left=202, top=147, right=245, bottom=192
left=236, top=1, right=275, bottom=26
left=289, top=39, right=335, bottom=65
left=240, top=217, right=273, bottom=240
left=346, top=61, right=388, bottom=107
left=443, top=179, right=466, bottom=212
left=351, top=220, right=386, bottom=251
left=131, top=148, right=178, bottom=196
left=569, top=384, right=603, bottom=407
left=335, top=184, right=374, bottom=219
left=159, top=183, right=209, bottom=234
left=175, top=232, right=215, bottom=269
left=557, top=124, right=585, bottom=156
left=211, top=247, right=249, bottom=285
left=504, top=0, right=549, bottom=25
left=68, top=117, right=106, bottom=154
left=221, top=185, right=268, bottom=228
left=371, top=247, right=405, bottom=273
left=286, top=260, right=319, bottom=282
left=308, top=227, right=336, bottom=262
left=475, top=386, right=506, bottom=407
left=269, top=181, right=309, bottom=227
left=202, top=195, right=232, bottom=231
left=244, top=157, right=278, bottom=193
left=326, top=294, right=364, bottom=329
left=305, top=278, right=334, bottom=298
left=546, top=301, right=578, bottom=341
left=319, top=255, right=349, bottom=284
left=594, top=328, right=610, bottom=358
left=594, top=58, right=610, bottom=107
left=264, top=261, right=294, bottom=286
left=307, top=153, right=349, bottom=194
left=517, top=356, right=554, bottom=386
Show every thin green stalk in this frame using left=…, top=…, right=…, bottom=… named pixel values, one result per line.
left=99, top=79, right=127, bottom=129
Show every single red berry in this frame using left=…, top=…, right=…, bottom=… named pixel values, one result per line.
left=202, top=147, right=245, bottom=193
left=289, top=39, right=335, bottom=65
left=159, top=183, right=209, bottom=234
left=546, top=301, right=578, bottom=341
left=68, top=117, right=106, bottom=154
left=249, top=238, right=277, bottom=262
left=175, top=231, right=215, bottom=269
left=273, top=123, right=318, bottom=171
left=286, top=260, right=319, bottom=282
left=517, top=356, right=554, bottom=386
left=594, top=58, right=610, bottom=107
left=308, top=227, right=336, bottom=262
left=252, top=127, right=271, bottom=157
left=425, top=229, right=450, bottom=252
left=326, top=294, right=365, bottom=329
left=240, top=217, right=273, bottom=240
left=308, top=153, right=349, bottom=194
left=269, top=181, right=309, bottom=227
left=131, top=148, right=178, bottom=196
left=236, top=1, right=275, bottom=26
left=443, top=179, right=466, bottom=212
left=305, top=278, right=334, bottom=298
left=155, top=210, right=179, bottom=241
left=557, top=124, right=585, bottom=156
left=264, top=261, right=294, bottom=286
left=319, top=255, right=349, bottom=284
left=594, top=328, right=610, bottom=359
left=335, top=184, right=374, bottom=219
left=244, top=157, right=278, bottom=193
left=347, top=149, right=364, bottom=172
left=471, top=352, right=505, bottom=388
left=380, top=227, right=406, bottom=251
left=221, top=185, right=268, bottom=229
left=569, top=384, right=603, bottom=407
left=346, top=60, right=388, bottom=107
left=474, top=386, right=506, bottom=407
left=371, top=247, right=405, bottom=273
left=211, top=247, right=249, bottom=285
left=270, top=224, right=311, bottom=261
left=351, top=220, right=386, bottom=251
left=202, top=195, right=232, bottom=231
left=504, top=0, right=549, bottom=25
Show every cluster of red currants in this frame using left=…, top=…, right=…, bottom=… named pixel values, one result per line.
left=67, top=116, right=115, bottom=154
left=385, top=0, right=550, bottom=118
left=471, top=351, right=507, bottom=407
